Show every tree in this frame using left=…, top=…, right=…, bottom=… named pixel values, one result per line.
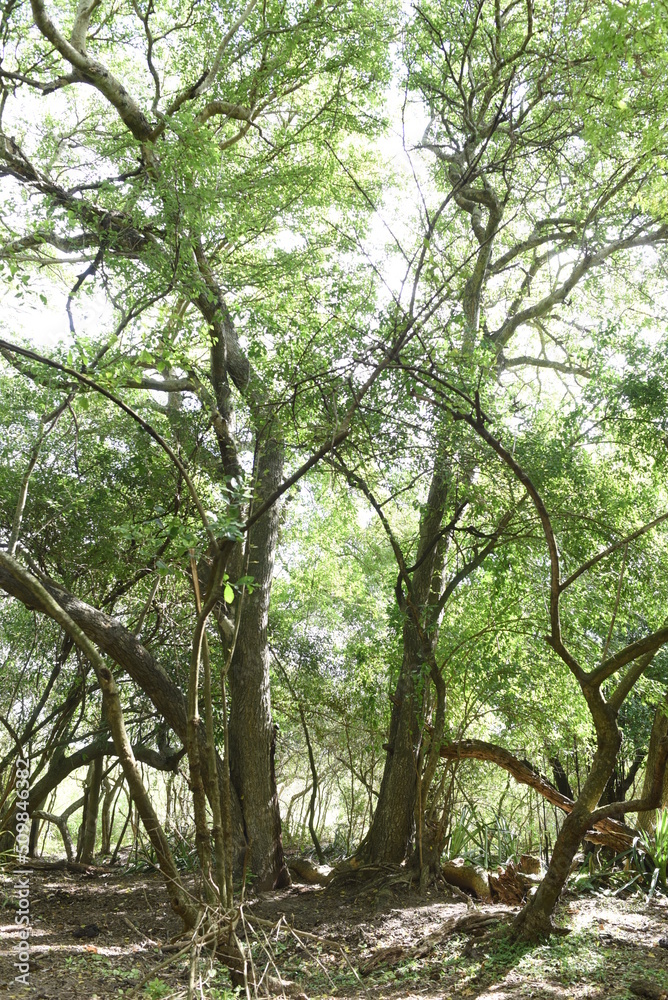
left=346, top=0, right=668, bottom=889
left=453, top=394, right=668, bottom=939
left=0, top=0, right=396, bottom=889
left=3, top=0, right=668, bottom=952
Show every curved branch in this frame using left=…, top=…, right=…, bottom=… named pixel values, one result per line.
left=490, top=224, right=668, bottom=348
left=589, top=626, right=668, bottom=687
left=588, top=735, right=668, bottom=825
left=560, top=511, right=668, bottom=593
left=0, top=549, right=196, bottom=924
left=0, top=338, right=217, bottom=548
left=439, top=738, right=633, bottom=850
left=29, top=0, right=154, bottom=141
left=457, top=403, right=586, bottom=681
left=0, top=563, right=189, bottom=741
left=27, top=739, right=183, bottom=816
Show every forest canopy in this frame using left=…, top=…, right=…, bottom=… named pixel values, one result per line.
left=3, top=0, right=668, bottom=974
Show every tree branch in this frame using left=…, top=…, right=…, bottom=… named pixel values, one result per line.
left=588, top=627, right=668, bottom=687
left=588, top=735, right=668, bottom=824
left=560, top=512, right=668, bottom=593
left=0, top=337, right=217, bottom=548
left=29, top=0, right=153, bottom=141
left=438, top=738, right=634, bottom=850
left=490, top=224, right=668, bottom=348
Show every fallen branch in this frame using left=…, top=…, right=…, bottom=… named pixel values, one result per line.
left=121, top=914, right=161, bottom=949
left=12, top=858, right=108, bottom=875
left=442, top=859, right=491, bottom=900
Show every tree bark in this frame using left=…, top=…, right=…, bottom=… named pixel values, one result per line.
left=228, top=431, right=290, bottom=888
left=513, top=716, right=622, bottom=940
left=360, top=454, right=451, bottom=864
left=100, top=772, right=124, bottom=855
left=0, top=551, right=197, bottom=927
left=97, top=663, right=197, bottom=926
left=549, top=755, right=574, bottom=800
left=638, top=695, right=668, bottom=833
left=438, top=738, right=634, bottom=851
left=0, top=564, right=247, bottom=853
left=77, top=755, right=103, bottom=863
left=362, top=620, right=425, bottom=862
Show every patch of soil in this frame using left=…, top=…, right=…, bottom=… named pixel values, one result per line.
left=1, top=861, right=668, bottom=1000
left=0, top=863, right=183, bottom=999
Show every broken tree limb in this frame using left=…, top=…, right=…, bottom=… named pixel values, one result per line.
left=439, top=739, right=635, bottom=851
left=442, top=859, right=491, bottom=900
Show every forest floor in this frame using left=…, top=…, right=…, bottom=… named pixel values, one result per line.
left=0, top=860, right=667, bottom=1000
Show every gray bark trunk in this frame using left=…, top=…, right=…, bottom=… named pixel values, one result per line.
left=360, top=455, right=451, bottom=863
left=228, top=431, right=289, bottom=888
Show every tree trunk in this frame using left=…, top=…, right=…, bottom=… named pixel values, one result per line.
left=638, top=695, right=668, bottom=833
left=100, top=772, right=124, bottom=855
left=78, top=756, right=104, bottom=863
left=360, top=454, right=451, bottom=864
left=228, top=431, right=290, bottom=889
left=0, top=551, right=197, bottom=928
left=513, top=802, right=592, bottom=939
left=361, top=620, right=424, bottom=862
left=28, top=795, right=46, bottom=858
left=549, top=755, right=574, bottom=799
left=97, top=663, right=197, bottom=926
left=0, top=565, right=247, bottom=860
left=513, top=727, right=621, bottom=941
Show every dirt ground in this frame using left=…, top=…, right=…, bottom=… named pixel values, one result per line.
left=1, top=861, right=667, bottom=1000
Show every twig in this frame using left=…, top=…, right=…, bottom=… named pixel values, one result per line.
left=121, top=914, right=159, bottom=948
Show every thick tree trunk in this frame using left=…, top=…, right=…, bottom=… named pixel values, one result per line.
left=361, top=621, right=423, bottom=862
left=513, top=802, right=593, bottom=939
left=228, top=431, right=289, bottom=889
left=360, top=456, right=450, bottom=864
left=359, top=157, right=494, bottom=868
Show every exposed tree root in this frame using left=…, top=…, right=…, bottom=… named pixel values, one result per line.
left=359, top=909, right=515, bottom=975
